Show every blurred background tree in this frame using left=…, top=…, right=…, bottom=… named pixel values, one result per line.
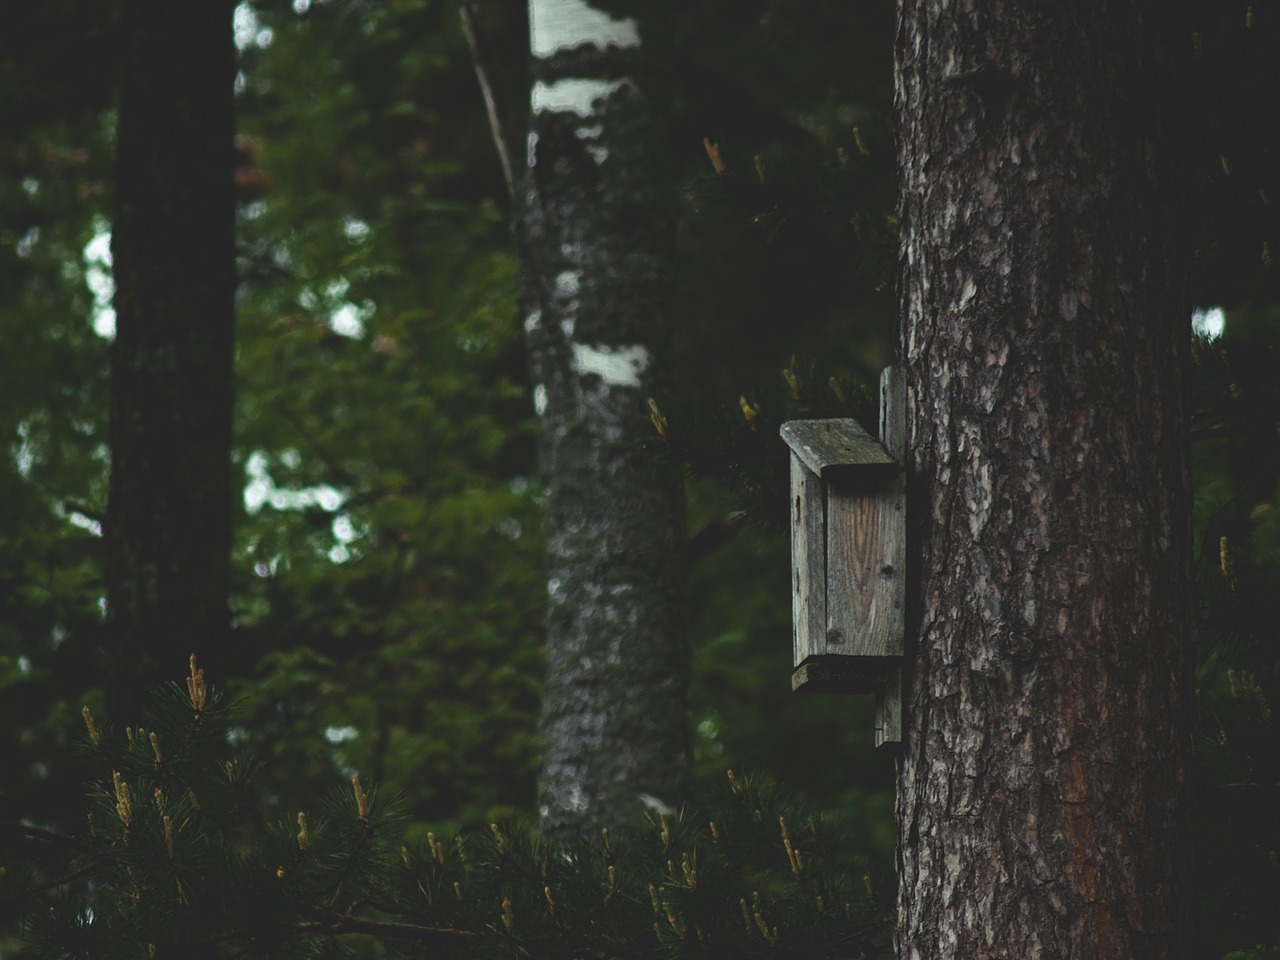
left=518, top=0, right=694, bottom=842
left=104, top=0, right=236, bottom=724
left=0, top=0, right=1276, bottom=956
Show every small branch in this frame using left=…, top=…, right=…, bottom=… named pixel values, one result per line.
left=38, top=858, right=107, bottom=891
left=297, top=916, right=475, bottom=944
left=1217, top=782, right=1271, bottom=790
left=457, top=5, right=564, bottom=373
left=688, top=510, right=747, bottom=566
left=2, top=822, right=96, bottom=855
left=1190, top=423, right=1230, bottom=442
left=459, top=0, right=517, bottom=202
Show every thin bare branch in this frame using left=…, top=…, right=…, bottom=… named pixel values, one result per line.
left=688, top=510, right=748, bottom=566
left=38, top=858, right=107, bottom=891
left=459, top=1, right=517, bottom=202
left=3, top=821, right=96, bottom=855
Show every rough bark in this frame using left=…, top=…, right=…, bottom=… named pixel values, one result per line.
left=105, top=0, right=235, bottom=722
left=521, top=0, right=690, bottom=842
left=895, top=1, right=1194, bottom=957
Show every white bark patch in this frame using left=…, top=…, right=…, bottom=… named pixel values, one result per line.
left=571, top=343, right=650, bottom=387
left=527, top=131, right=539, bottom=168
left=555, top=270, right=581, bottom=296
left=524, top=309, right=542, bottom=333
left=529, top=0, right=640, bottom=57
left=554, top=273, right=581, bottom=335
left=564, top=780, right=589, bottom=813
left=532, top=78, right=627, bottom=116
left=546, top=576, right=565, bottom=606
left=534, top=384, right=548, bottom=415
left=575, top=124, right=608, bottom=164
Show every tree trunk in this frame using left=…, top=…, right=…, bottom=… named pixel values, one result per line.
left=105, top=0, right=235, bottom=722
left=520, top=0, right=690, bottom=841
left=895, top=1, right=1194, bottom=956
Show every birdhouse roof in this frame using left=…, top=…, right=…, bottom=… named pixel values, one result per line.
left=780, top=418, right=895, bottom=478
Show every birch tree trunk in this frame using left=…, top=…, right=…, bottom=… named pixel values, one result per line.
left=895, top=1, right=1194, bottom=956
left=520, top=0, right=690, bottom=841
left=105, top=0, right=235, bottom=722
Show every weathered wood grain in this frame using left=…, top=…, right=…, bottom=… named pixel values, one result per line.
left=790, top=453, right=826, bottom=666
left=781, top=418, right=895, bottom=478
left=875, top=366, right=907, bottom=747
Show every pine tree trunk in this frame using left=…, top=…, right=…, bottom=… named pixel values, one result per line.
left=520, top=0, right=690, bottom=841
left=105, top=0, right=235, bottom=722
left=895, top=1, right=1194, bottom=956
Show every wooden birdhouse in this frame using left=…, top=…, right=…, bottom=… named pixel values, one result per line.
left=781, top=367, right=906, bottom=746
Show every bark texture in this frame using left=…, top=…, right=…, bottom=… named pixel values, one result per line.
left=895, top=1, right=1194, bottom=956
left=521, top=0, right=689, bottom=842
left=105, top=0, right=235, bottom=722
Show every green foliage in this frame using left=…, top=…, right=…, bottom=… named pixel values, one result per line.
left=222, top=0, right=545, bottom=832
left=674, top=98, right=897, bottom=408
left=4, top=676, right=891, bottom=959
left=1190, top=317, right=1280, bottom=957
left=0, top=110, right=114, bottom=835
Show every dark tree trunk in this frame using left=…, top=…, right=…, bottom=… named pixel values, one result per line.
left=105, top=0, right=235, bottom=722
left=520, top=0, right=690, bottom=842
left=895, top=1, right=1194, bottom=956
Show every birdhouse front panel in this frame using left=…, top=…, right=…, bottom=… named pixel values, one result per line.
left=825, top=470, right=904, bottom=660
